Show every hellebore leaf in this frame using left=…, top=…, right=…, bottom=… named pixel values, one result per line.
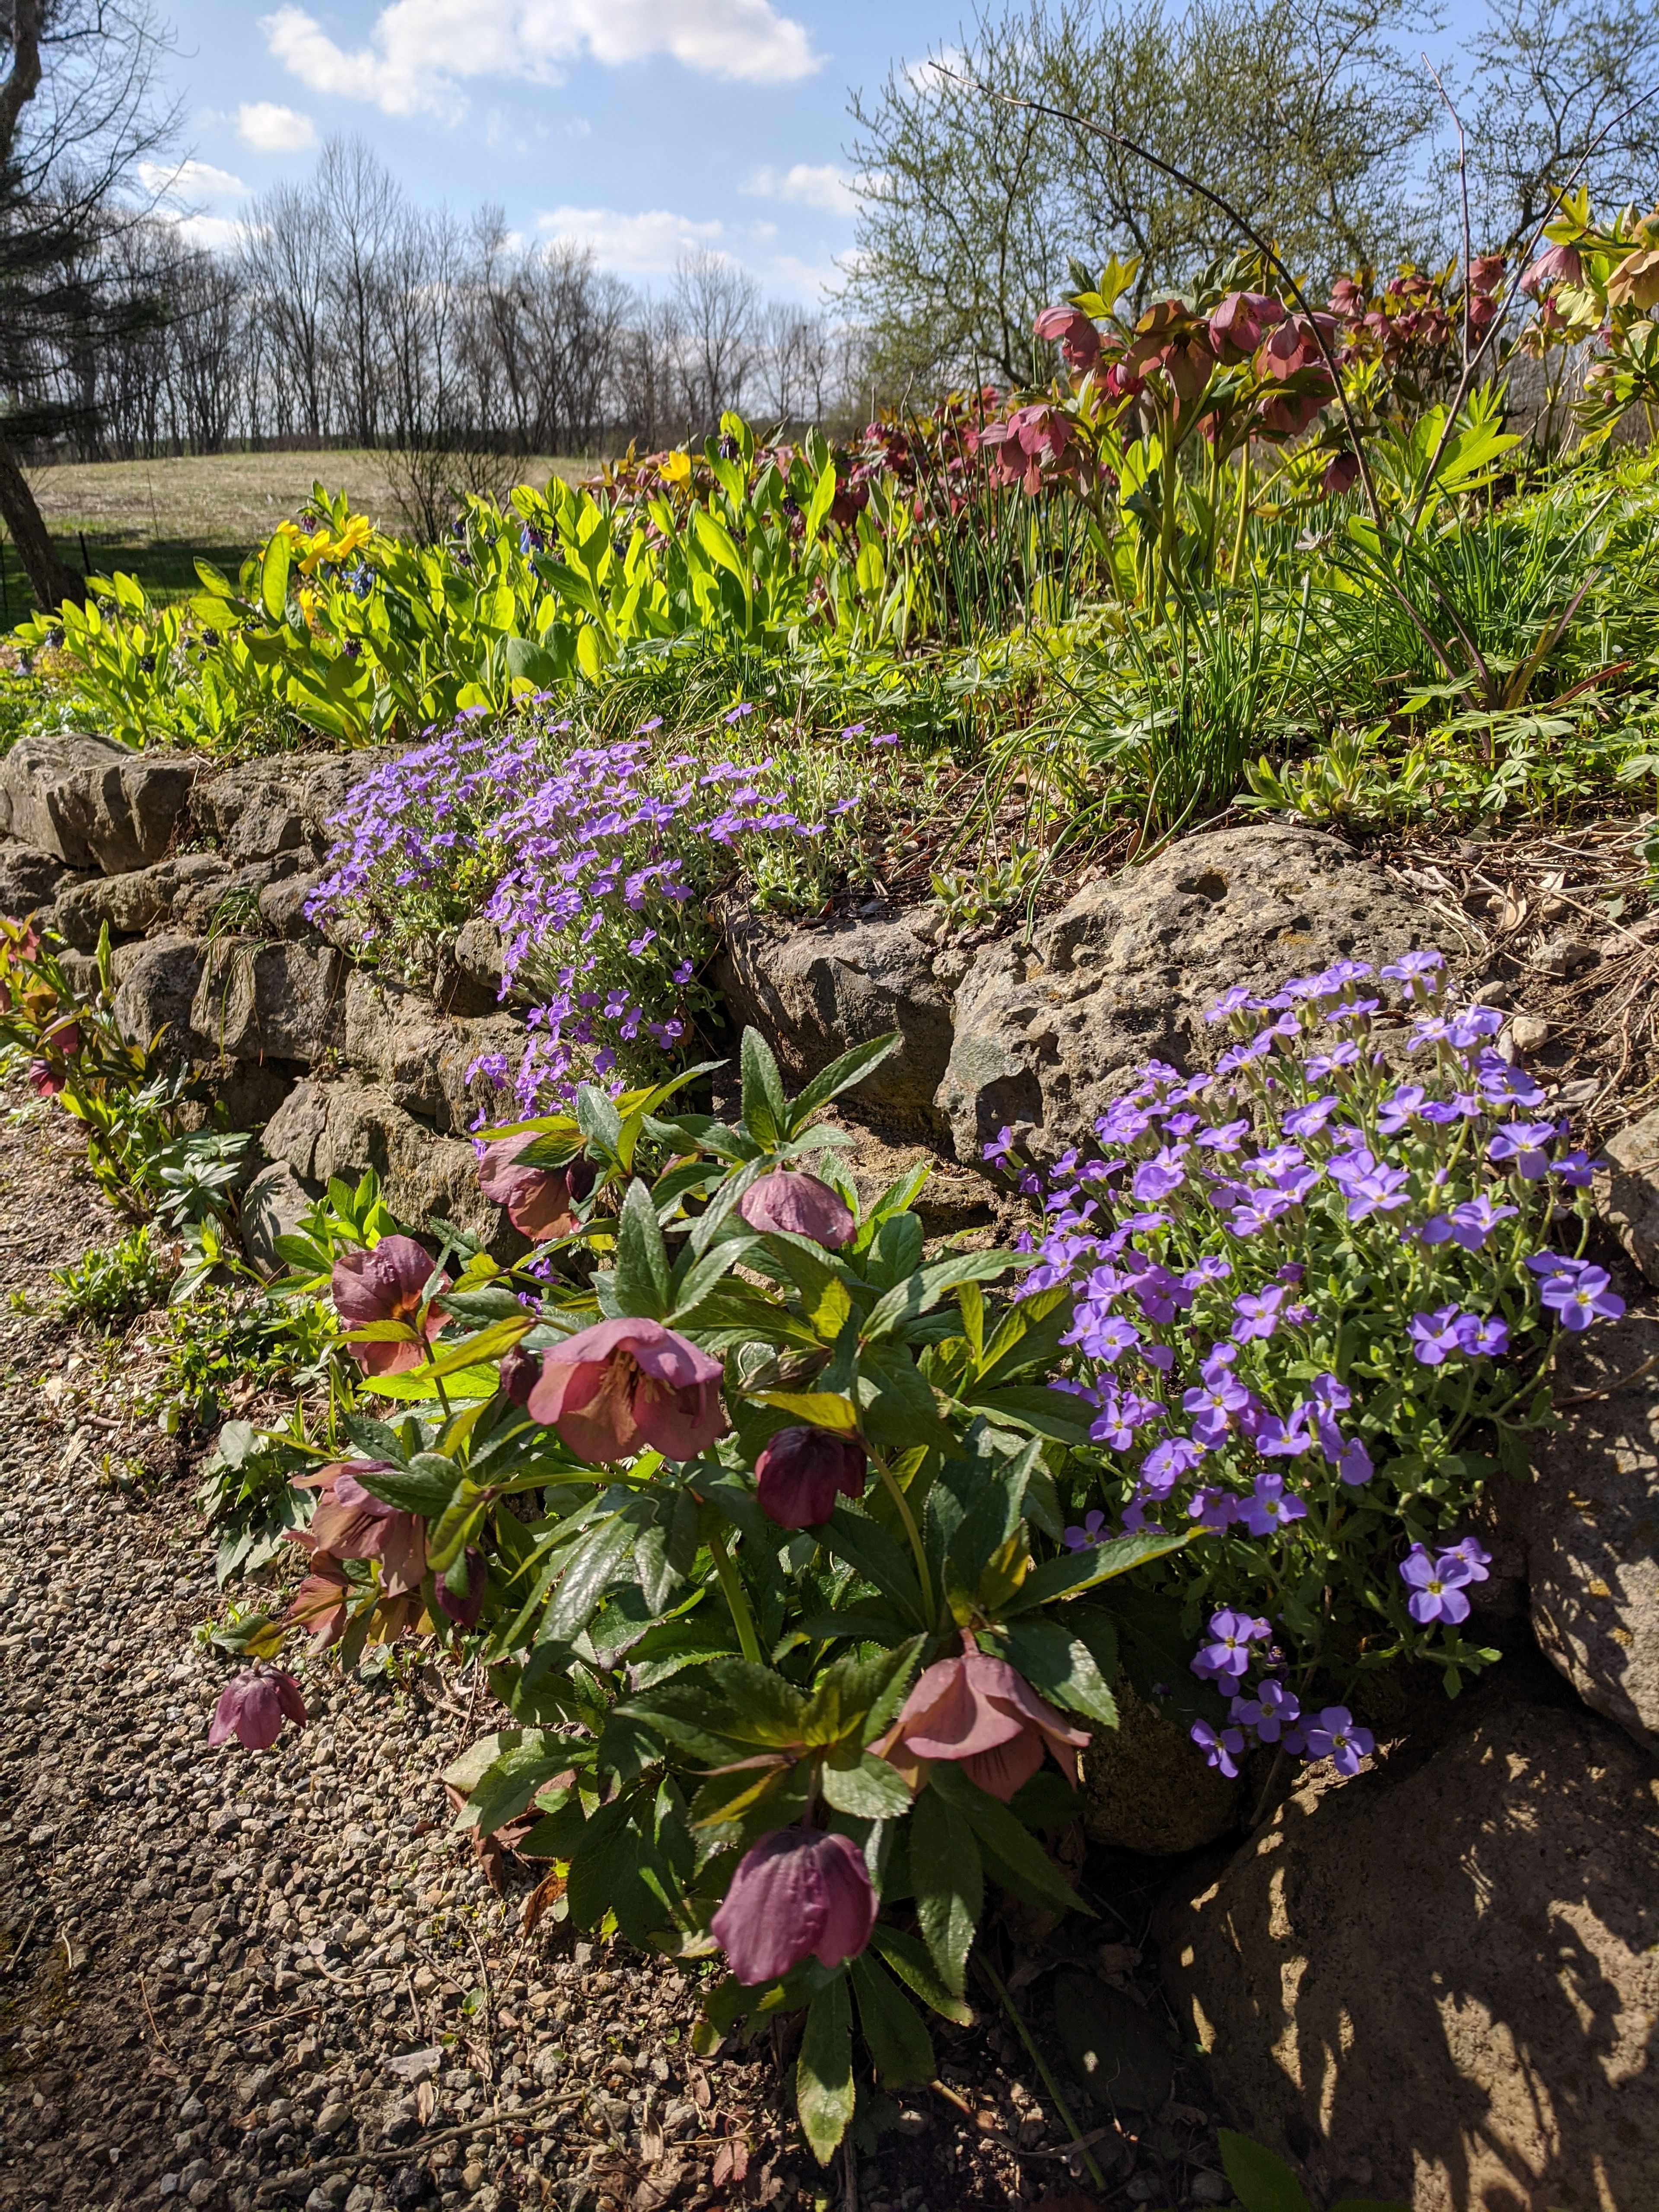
left=796, top=1975, right=856, bottom=2164
left=850, top=1952, right=935, bottom=2086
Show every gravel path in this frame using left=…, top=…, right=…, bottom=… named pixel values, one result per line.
left=0, top=1096, right=1234, bottom=2212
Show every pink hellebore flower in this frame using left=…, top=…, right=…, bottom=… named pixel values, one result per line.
left=1520, top=242, right=1583, bottom=295
left=207, top=1667, right=307, bottom=1752
left=289, top=1462, right=428, bottom=1597
left=1467, top=253, right=1505, bottom=295
left=1209, top=289, right=1285, bottom=363
left=979, top=403, right=1077, bottom=494
left=331, top=1236, right=450, bottom=1375
left=710, top=1827, right=876, bottom=1986
left=476, top=1133, right=595, bottom=1243
left=26, top=1058, right=63, bottom=1098
left=754, top=1426, right=868, bottom=1529
left=738, top=1168, right=855, bottom=1249
left=286, top=1560, right=351, bottom=1646
left=1033, top=303, right=1102, bottom=372
left=526, top=1316, right=726, bottom=1464
left=878, top=1640, right=1089, bottom=1802
left=436, top=1546, right=487, bottom=1630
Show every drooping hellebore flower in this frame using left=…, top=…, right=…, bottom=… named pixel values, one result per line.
left=1033, top=302, right=1102, bottom=372
left=877, top=1640, right=1089, bottom=1802
left=286, top=1559, right=351, bottom=1646
left=738, top=1168, right=855, bottom=1250
left=1209, top=289, right=1285, bottom=363
left=498, top=1342, right=540, bottom=1408
left=476, top=1133, right=595, bottom=1243
left=1520, top=242, right=1582, bottom=295
left=436, top=1547, right=487, bottom=1630
left=331, top=1236, right=450, bottom=1375
left=207, top=1667, right=307, bottom=1751
left=754, top=1426, right=867, bottom=1529
left=526, top=1316, right=726, bottom=1464
left=710, top=1827, right=876, bottom=1986
left=289, top=1462, right=427, bottom=1596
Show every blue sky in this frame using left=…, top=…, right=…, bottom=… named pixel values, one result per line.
left=144, top=0, right=960, bottom=302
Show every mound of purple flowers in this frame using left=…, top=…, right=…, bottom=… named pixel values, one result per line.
left=991, top=946, right=1624, bottom=1744
left=308, top=711, right=862, bottom=1110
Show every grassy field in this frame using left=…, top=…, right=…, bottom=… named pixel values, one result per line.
left=2, top=448, right=591, bottom=611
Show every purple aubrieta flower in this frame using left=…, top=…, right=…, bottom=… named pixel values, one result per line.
left=1197, top=1118, right=1251, bottom=1152
left=1192, top=1609, right=1271, bottom=1683
left=1408, top=1305, right=1469, bottom=1365
left=1441, top=1535, right=1492, bottom=1580
left=1539, top=1264, right=1625, bottom=1332
left=1191, top=1719, right=1247, bottom=1778
left=1230, top=1678, right=1301, bottom=1742
left=1240, top=1471, right=1307, bottom=1537
left=1281, top=1095, right=1339, bottom=1139
left=1205, top=986, right=1256, bottom=1024
left=1139, top=1435, right=1208, bottom=1494
left=1303, top=1706, right=1374, bottom=1777
left=1186, top=1486, right=1241, bottom=1531
left=1550, top=1149, right=1594, bottom=1188
left=1399, top=1543, right=1474, bottom=1624
left=1454, top=1312, right=1510, bottom=1357
left=1380, top=949, right=1445, bottom=985
left=1489, top=1121, right=1558, bottom=1178
left=1232, top=1284, right=1286, bottom=1341
left=1063, top=1510, right=1107, bottom=1552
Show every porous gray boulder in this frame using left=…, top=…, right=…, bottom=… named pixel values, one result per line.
left=0, top=732, right=196, bottom=874
left=715, top=905, right=957, bottom=1138
left=190, top=939, right=344, bottom=1065
left=343, top=970, right=526, bottom=1134
left=1596, top=1107, right=1659, bottom=1286
left=1159, top=1688, right=1659, bottom=2210
left=0, top=842, right=73, bottom=918
left=936, top=824, right=1440, bottom=1162
left=1516, top=1314, right=1659, bottom=1756
left=50, top=852, right=235, bottom=948
left=261, top=1076, right=505, bottom=1249
left=189, top=759, right=321, bottom=863
left=111, top=935, right=206, bottom=1054
left=1079, top=1681, right=1241, bottom=1854
left=239, top=1161, right=315, bottom=1275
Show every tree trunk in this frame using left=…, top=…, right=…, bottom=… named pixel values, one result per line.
left=0, top=434, right=85, bottom=610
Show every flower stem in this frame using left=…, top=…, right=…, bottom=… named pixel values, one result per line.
left=706, top=1525, right=763, bottom=1665
left=870, top=1446, right=935, bottom=1628
left=976, top=1955, right=1106, bottom=2192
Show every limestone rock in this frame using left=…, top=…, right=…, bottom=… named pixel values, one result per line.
left=261, top=1076, right=505, bottom=1249
left=51, top=852, right=235, bottom=948
left=189, top=759, right=321, bottom=863
left=296, top=748, right=404, bottom=848
left=112, top=936, right=207, bottom=1055
left=0, top=842, right=72, bottom=918
left=1520, top=1314, right=1659, bottom=1754
left=435, top=1014, right=528, bottom=1135
left=343, top=970, right=451, bottom=1121
left=258, top=870, right=328, bottom=941
left=191, top=939, right=344, bottom=1065
left=715, top=905, right=956, bottom=1138
left=828, top=1119, right=996, bottom=1240
left=1596, top=1107, right=1659, bottom=1285
left=1159, top=1690, right=1659, bottom=2210
left=1079, top=1681, right=1241, bottom=1854
left=0, top=732, right=196, bottom=874
left=936, top=825, right=1439, bottom=1162
left=239, top=1161, right=316, bottom=1275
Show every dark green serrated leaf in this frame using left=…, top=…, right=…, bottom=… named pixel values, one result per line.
left=849, top=1952, right=934, bottom=2086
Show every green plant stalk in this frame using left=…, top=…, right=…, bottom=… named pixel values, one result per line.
left=869, top=1444, right=935, bottom=1627
left=706, top=1525, right=764, bottom=1664
left=976, top=1955, right=1107, bottom=2191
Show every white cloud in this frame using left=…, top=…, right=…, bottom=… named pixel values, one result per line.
left=237, top=100, right=319, bottom=152
left=742, top=162, right=863, bottom=216
left=534, top=203, right=725, bottom=276
left=261, top=0, right=818, bottom=121
left=904, top=45, right=967, bottom=96
left=172, top=213, right=250, bottom=251
left=139, top=158, right=250, bottom=202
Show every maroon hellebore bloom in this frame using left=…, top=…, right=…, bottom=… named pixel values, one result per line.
left=26, top=1058, right=62, bottom=1099
left=526, top=1316, right=726, bottom=1464
left=289, top=1462, right=428, bottom=1597
left=1322, top=451, right=1361, bottom=496
left=710, top=1827, right=877, bottom=1986
left=1033, top=302, right=1102, bottom=371
left=877, top=1640, right=1089, bottom=1802
left=477, top=1133, right=595, bottom=1243
left=1209, top=289, right=1285, bottom=362
left=499, top=1342, right=540, bottom=1408
left=207, top=1667, right=307, bottom=1751
left=436, top=1547, right=487, bottom=1630
left=286, top=1559, right=351, bottom=1646
left=738, top=1167, right=855, bottom=1249
left=754, top=1426, right=868, bottom=1529
left=331, top=1235, right=450, bottom=1375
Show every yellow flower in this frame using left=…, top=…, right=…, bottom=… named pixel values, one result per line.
left=659, top=450, right=693, bottom=486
